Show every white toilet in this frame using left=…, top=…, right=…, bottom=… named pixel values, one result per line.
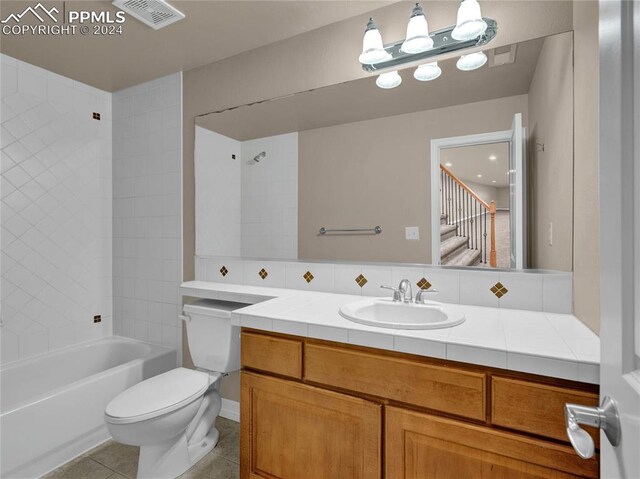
left=104, top=300, right=245, bottom=479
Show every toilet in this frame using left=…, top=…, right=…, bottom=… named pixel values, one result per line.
left=104, top=300, right=246, bottom=479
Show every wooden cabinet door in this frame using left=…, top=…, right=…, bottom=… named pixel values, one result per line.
left=241, top=371, right=382, bottom=479
left=386, top=406, right=598, bottom=479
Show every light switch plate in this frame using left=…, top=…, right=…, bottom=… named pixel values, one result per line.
left=405, top=226, right=420, bottom=240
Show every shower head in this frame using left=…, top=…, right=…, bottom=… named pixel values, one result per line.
left=252, top=151, right=266, bottom=163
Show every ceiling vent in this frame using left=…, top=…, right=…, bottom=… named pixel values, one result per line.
left=112, top=0, right=185, bottom=30
left=488, top=44, right=517, bottom=67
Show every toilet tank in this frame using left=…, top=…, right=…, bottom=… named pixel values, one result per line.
left=182, top=299, right=248, bottom=373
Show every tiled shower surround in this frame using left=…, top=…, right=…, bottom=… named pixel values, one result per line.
left=1, top=54, right=113, bottom=363
left=195, top=256, right=573, bottom=314
left=112, top=73, right=183, bottom=354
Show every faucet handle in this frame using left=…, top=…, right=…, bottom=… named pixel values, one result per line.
left=415, top=289, right=439, bottom=303
left=380, top=285, right=402, bottom=302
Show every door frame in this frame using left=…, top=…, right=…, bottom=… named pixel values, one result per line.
left=430, top=130, right=520, bottom=266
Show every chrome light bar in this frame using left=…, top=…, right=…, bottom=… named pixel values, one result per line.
left=361, top=17, right=497, bottom=73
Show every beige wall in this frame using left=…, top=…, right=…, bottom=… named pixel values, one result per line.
left=527, top=32, right=574, bottom=272
left=572, top=1, right=599, bottom=333
left=497, top=187, right=510, bottom=210
left=181, top=2, right=575, bottom=397
left=297, top=95, right=528, bottom=263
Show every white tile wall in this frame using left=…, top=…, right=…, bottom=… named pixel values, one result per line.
left=194, top=256, right=573, bottom=313
left=1, top=54, right=112, bottom=364
left=194, top=127, right=241, bottom=257
left=195, top=131, right=298, bottom=260
left=241, top=133, right=297, bottom=259
left=112, top=73, right=182, bottom=355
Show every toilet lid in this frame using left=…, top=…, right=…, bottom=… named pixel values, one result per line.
left=105, top=368, right=210, bottom=424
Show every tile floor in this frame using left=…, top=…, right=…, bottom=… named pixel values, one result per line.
left=43, top=418, right=239, bottom=479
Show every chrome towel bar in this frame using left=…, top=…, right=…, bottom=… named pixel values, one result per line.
left=319, top=226, right=382, bottom=235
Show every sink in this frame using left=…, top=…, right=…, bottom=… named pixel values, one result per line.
left=339, top=298, right=465, bottom=330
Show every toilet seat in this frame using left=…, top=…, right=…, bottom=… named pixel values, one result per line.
left=105, top=368, right=210, bottom=425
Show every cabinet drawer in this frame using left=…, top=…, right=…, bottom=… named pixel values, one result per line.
left=491, top=377, right=599, bottom=445
left=305, top=342, right=486, bottom=421
left=386, top=406, right=598, bottom=479
left=241, top=331, right=302, bottom=379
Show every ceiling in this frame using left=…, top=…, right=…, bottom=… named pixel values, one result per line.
left=441, top=143, right=510, bottom=187
left=197, top=35, right=545, bottom=140
left=0, top=0, right=392, bottom=91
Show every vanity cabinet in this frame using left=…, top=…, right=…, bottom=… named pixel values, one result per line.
left=240, top=330, right=599, bottom=479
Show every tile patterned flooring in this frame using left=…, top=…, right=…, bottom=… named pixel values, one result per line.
left=43, top=418, right=239, bottom=479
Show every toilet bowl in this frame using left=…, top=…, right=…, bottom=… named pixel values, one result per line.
left=104, top=300, right=247, bottom=479
left=105, top=368, right=223, bottom=479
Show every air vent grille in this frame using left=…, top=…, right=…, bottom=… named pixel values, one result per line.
left=488, top=44, right=517, bottom=67
left=112, top=0, right=185, bottom=30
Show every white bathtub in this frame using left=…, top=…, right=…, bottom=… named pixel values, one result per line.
left=0, top=336, right=176, bottom=479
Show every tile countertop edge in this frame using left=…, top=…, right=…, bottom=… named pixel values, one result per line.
left=180, top=281, right=600, bottom=385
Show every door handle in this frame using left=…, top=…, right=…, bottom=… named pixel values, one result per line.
left=565, top=396, right=621, bottom=459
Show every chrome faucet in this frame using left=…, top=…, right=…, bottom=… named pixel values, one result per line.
left=398, top=279, right=412, bottom=303
left=381, top=279, right=412, bottom=303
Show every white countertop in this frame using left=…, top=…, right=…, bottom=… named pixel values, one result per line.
left=181, top=281, right=600, bottom=384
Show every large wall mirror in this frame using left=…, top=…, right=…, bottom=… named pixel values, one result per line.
left=194, top=31, right=573, bottom=272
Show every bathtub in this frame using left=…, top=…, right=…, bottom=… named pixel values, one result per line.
left=0, top=336, right=176, bottom=479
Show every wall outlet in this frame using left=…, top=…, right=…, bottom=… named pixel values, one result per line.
left=548, top=222, right=553, bottom=246
left=405, top=226, right=420, bottom=240
left=93, top=315, right=102, bottom=323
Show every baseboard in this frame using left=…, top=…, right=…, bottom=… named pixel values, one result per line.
left=220, top=398, right=240, bottom=423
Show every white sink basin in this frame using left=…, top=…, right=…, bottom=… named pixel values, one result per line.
left=339, top=298, right=465, bottom=330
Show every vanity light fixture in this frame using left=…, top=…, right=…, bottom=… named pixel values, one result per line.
left=414, top=62, right=442, bottom=81
left=451, top=0, right=488, bottom=41
left=401, top=4, right=433, bottom=54
left=360, top=2, right=496, bottom=89
left=456, top=51, right=488, bottom=71
left=376, top=70, right=402, bottom=89
left=358, top=18, right=390, bottom=65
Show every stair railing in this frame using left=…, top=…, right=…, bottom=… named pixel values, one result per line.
left=440, top=164, right=497, bottom=267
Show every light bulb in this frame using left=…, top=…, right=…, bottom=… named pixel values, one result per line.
left=359, top=18, right=389, bottom=64
left=456, top=51, right=487, bottom=71
left=451, top=0, right=488, bottom=41
left=400, top=4, right=433, bottom=54
left=414, top=62, right=441, bottom=81
left=376, top=71, right=402, bottom=89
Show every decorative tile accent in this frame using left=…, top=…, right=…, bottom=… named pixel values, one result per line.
left=355, top=274, right=368, bottom=287
left=258, top=268, right=269, bottom=279
left=219, top=266, right=229, bottom=277
left=490, top=282, right=509, bottom=298
left=194, top=257, right=573, bottom=313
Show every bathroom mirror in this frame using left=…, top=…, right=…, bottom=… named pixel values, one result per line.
left=194, top=32, right=574, bottom=271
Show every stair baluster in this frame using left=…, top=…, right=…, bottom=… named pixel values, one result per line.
left=439, top=164, right=497, bottom=267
